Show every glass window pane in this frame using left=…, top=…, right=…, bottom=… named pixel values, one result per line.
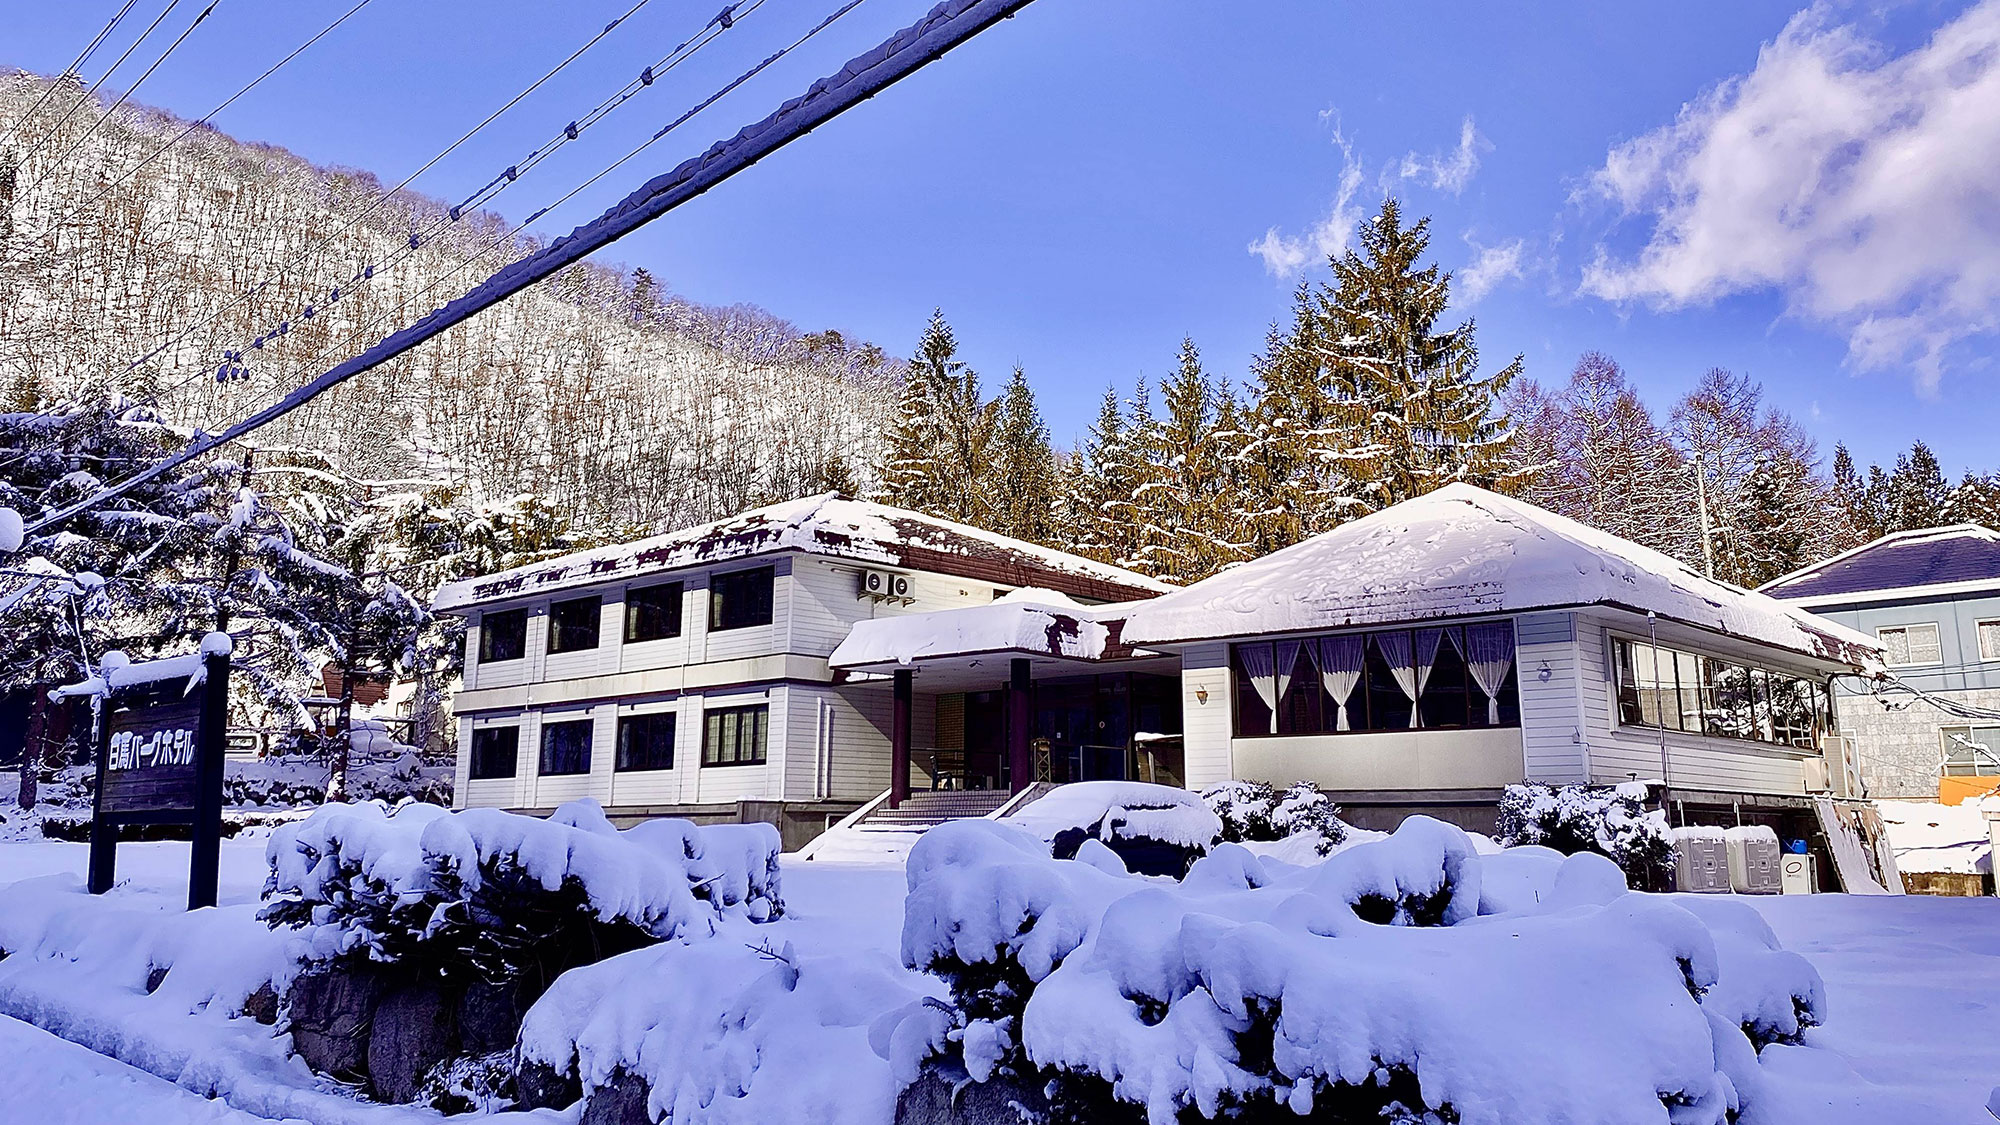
left=539, top=719, right=593, bottom=775
left=1672, top=651, right=1702, bottom=733
left=1364, top=633, right=1416, bottom=731
left=469, top=727, right=518, bottom=780
left=616, top=713, right=676, bottom=772
left=1981, top=621, right=2000, bottom=661
left=1275, top=641, right=1321, bottom=735
left=548, top=596, right=602, bottom=654
left=1615, top=639, right=1645, bottom=726
left=1232, top=644, right=1277, bottom=737
left=479, top=608, right=528, bottom=663
left=710, top=568, right=775, bottom=631
left=1907, top=624, right=1942, bottom=664
left=625, top=583, right=684, bottom=643
left=1418, top=628, right=1470, bottom=729
left=702, top=705, right=768, bottom=766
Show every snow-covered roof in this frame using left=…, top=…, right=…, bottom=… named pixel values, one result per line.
left=1759, top=524, right=2000, bottom=605
left=829, top=596, right=1143, bottom=669
left=1119, top=483, right=1882, bottom=669
left=433, top=494, right=1169, bottom=613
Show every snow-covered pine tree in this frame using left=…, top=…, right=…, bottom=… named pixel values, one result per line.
left=1829, top=444, right=1878, bottom=544
left=990, top=367, right=1058, bottom=545
left=1058, top=385, right=1137, bottom=564
left=876, top=310, right=997, bottom=527
left=1249, top=198, right=1524, bottom=547
left=1946, top=472, right=2000, bottom=532
left=1108, top=376, right=1167, bottom=573
left=1886, top=441, right=1950, bottom=532
left=1131, top=337, right=1240, bottom=584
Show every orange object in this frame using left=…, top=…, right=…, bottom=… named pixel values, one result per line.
left=1938, top=775, right=2000, bottom=806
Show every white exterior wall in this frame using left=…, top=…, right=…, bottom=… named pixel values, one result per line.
left=453, top=552, right=1009, bottom=812
left=1179, top=643, right=1234, bottom=789
left=1515, top=612, right=1589, bottom=783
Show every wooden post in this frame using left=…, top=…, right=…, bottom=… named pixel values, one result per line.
left=85, top=696, right=115, bottom=895
left=187, top=650, right=229, bottom=910
left=1008, top=658, right=1031, bottom=795
left=890, top=669, right=912, bottom=809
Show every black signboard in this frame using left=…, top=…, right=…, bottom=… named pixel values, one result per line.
left=86, top=650, right=228, bottom=910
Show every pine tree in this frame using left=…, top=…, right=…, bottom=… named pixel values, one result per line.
left=1947, top=472, right=2000, bottom=531
left=1886, top=441, right=1950, bottom=532
left=877, top=310, right=997, bottom=526
left=1132, top=337, right=1240, bottom=583
left=990, top=367, right=1057, bottom=544
left=1059, top=384, right=1136, bottom=564
left=1248, top=198, right=1524, bottom=548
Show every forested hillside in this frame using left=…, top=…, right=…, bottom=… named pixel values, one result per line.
left=0, top=72, right=898, bottom=536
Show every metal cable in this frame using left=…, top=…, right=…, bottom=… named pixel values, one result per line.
left=10, top=0, right=187, bottom=169
left=0, top=0, right=146, bottom=152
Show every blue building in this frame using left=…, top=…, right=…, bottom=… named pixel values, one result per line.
left=1763, top=525, right=2000, bottom=798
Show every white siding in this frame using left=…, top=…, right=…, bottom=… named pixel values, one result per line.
left=781, top=683, right=902, bottom=801
left=602, top=694, right=688, bottom=808
left=1515, top=612, right=1588, bottom=783
left=1180, top=643, right=1233, bottom=788
left=1232, top=727, right=1524, bottom=790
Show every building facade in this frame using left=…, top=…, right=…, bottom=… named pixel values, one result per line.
left=1763, top=525, right=2000, bottom=800
left=433, top=495, right=1166, bottom=849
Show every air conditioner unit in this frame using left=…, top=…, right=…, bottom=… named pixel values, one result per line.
left=859, top=569, right=913, bottom=604
left=1816, top=735, right=1860, bottom=798
left=1802, top=758, right=1832, bottom=794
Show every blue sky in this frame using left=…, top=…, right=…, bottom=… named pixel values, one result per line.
left=7, top=0, right=1998, bottom=475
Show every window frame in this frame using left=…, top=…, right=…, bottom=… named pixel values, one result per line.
left=702, top=703, right=769, bottom=767
left=615, top=711, right=678, bottom=773
left=1228, top=621, right=1519, bottom=739
left=546, top=595, right=603, bottom=655
left=624, top=582, right=685, bottom=644
left=1876, top=622, right=1943, bottom=668
left=1611, top=635, right=1828, bottom=750
left=537, top=717, right=595, bottom=776
left=708, top=567, right=776, bottom=632
left=1977, top=618, right=2000, bottom=662
left=468, top=725, right=520, bottom=780
left=478, top=607, right=529, bottom=664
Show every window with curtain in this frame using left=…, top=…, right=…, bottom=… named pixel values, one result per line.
left=624, top=582, right=683, bottom=643
left=1229, top=623, right=1518, bottom=737
left=547, top=595, right=602, bottom=654
left=469, top=726, right=519, bottom=780
left=538, top=719, right=593, bottom=776
left=616, top=712, right=677, bottom=772
left=479, top=608, right=528, bottom=664
left=1876, top=623, right=1941, bottom=666
left=703, top=704, right=768, bottom=766
left=710, top=567, right=775, bottom=631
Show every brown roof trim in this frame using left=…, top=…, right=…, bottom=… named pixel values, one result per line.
left=888, top=543, right=1163, bottom=604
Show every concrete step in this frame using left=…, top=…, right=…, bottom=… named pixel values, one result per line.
left=859, top=788, right=1017, bottom=828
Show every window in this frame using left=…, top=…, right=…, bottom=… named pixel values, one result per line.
left=1877, top=623, right=1942, bottom=666
left=538, top=718, right=594, bottom=775
left=1230, top=622, right=1518, bottom=737
left=547, top=596, right=602, bottom=654
left=709, top=568, right=774, bottom=631
left=1940, top=726, right=2000, bottom=776
left=1613, top=637, right=1828, bottom=749
left=1979, top=620, right=2000, bottom=661
left=479, top=608, right=528, bottom=664
left=703, top=704, right=768, bottom=766
left=625, top=582, right=684, bottom=643
left=616, top=712, right=677, bottom=772
left=469, top=726, right=519, bottom=780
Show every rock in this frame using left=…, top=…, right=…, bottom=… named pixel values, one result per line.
left=895, top=1064, right=1052, bottom=1125
left=145, top=965, right=168, bottom=994
left=457, top=978, right=527, bottom=1055
left=515, top=1058, right=582, bottom=1113
left=287, top=965, right=384, bottom=1081
left=581, top=1068, right=653, bottom=1125
left=367, top=981, right=459, bottom=1104
left=241, top=980, right=279, bottom=1025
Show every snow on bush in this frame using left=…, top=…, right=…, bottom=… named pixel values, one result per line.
left=892, top=815, right=1824, bottom=1125
left=1495, top=781, right=1675, bottom=887
left=1204, top=780, right=1349, bottom=856
left=1004, top=781, right=1223, bottom=876
left=261, top=799, right=782, bottom=977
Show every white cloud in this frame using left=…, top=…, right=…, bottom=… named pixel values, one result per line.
left=1457, top=236, right=1528, bottom=303
left=1399, top=117, right=1487, bottom=195
left=1579, top=1, right=2000, bottom=392
left=1249, top=124, right=1365, bottom=278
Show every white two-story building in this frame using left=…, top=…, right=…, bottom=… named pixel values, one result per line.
left=432, top=495, right=1167, bottom=848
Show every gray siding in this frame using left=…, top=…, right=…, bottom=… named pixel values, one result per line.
left=1515, top=612, right=1587, bottom=783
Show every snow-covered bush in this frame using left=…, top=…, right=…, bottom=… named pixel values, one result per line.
left=892, top=815, right=1822, bottom=1125
left=1004, top=781, right=1223, bottom=876
left=224, top=750, right=451, bottom=809
left=1495, top=781, right=1675, bottom=888
left=1204, top=780, right=1349, bottom=856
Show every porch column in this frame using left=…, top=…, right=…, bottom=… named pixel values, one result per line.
left=1008, top=658, right=1032, bottom=794
left=890, top=668, right=913, bottom=809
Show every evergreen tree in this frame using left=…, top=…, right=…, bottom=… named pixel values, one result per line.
left=1131, top=337, right=1241, bottom=583
left=1886, top=441, right=1950, bottom=531
left=1059, top=384, right=1137, bottom=563
left=1248, top=198, right=1524, bottom=548
left=877, top=310, right=997, bottom=526
left=1947, top=472, right=2000, bottom=531
left=1829, top=444, right=1875, bottom=543
left=990, top=366, right=1057, bottom=544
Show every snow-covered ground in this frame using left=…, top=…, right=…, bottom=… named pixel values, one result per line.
left=0, top=832, right=1993, bottom=1124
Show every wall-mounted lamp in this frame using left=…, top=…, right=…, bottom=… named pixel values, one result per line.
left=1536, top=661, right=1553, bottom=683
left=1194, top=687, right=1209, bottom=704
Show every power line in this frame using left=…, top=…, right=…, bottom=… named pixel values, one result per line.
left=0, top=0, right=146, bottom=153
left=23, top=0, right=1041, bottom=539
left=37, top=0, right=380, bottom=231
left=11, top=0, right=188, bottom=169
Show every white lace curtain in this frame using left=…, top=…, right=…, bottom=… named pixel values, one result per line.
left=1465, top=622, right=1516, bottom=724
left=1311, top=636, right=1365, bottom=731
left=1238, top=643, right=1278, bottom=733
left=1373, top=631, right=1418, bottom=727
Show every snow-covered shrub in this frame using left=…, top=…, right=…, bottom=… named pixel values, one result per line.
left=1204, top=780, right=1349, bottom=856
left=1005, top=781, right=1223, bottom=876
left=1495, top=781, right=1675, bottom=888
left=892, top=815, right=1823, bottom=1125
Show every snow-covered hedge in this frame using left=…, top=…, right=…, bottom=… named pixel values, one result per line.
left=1003, top=781, right=1222, bottom=877
left=892, top=815, right=1824, bottom=1125
left=261, top=799, right=782, bottom=977
left=226, top=749, right=451, bottom=809
left=1203, top=780, right=1349, bottom=856
left=1495, top=781, right=1675, bottom=888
